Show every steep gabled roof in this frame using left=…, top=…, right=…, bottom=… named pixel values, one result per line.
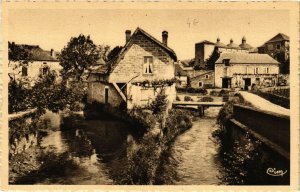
left=190, top=70, right=214, bottom=79
left=215, top=52, right=280, bottom=64
left=265, top=33, right=290, bottom=44
left=96, top=27, right=177, bottom=75
left=134, top=27, right=177, bottom=61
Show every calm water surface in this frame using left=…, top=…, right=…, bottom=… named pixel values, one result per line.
left=30, top=108, right=223, bottom=185
left=159, top=107, right=223, bottom=185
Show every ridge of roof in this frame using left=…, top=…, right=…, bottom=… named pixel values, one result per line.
left=215, top=52, right=280, bottom=64
left=99, top=27, right=178, bottom=75
left=265, top=33, right=290, bottom=43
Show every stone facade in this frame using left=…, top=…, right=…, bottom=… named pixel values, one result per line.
left=214, top=52, right=279, bottom=89
left=88, top=28, right=177, bottom=109
left=190, top=71, right=214, bottom=88
left=87, top=79, right=123, bottom=108
left=9, top=60, right=62, bottom=86
left=215, top=63, right=279, bottom=89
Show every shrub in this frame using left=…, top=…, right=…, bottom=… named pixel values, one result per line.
left=218, top=89, right=229, bottom=96
left=176, top=96, right=180, bottom=101
left=184, top=96, right=193, bottom=101
left=201, top=96, right=214, bottom=102
left=149, top=91, right=168, bottom=115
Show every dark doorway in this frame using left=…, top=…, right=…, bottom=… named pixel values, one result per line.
left=222, top=78, right=231, bottom=88
left=243, top=78, right=251, bottom=90
left=105, top=86, right=109, bottom=104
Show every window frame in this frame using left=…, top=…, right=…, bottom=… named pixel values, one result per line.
left=143, top=56, right=154, bottom=75
left=198, top=81, right=203, bottom=87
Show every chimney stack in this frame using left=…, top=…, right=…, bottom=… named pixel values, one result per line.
left=162, top=31, right=168, bottom=46
left=50, top=49, right=55, bottom=57
left=125, top=30, right=131, bottom=43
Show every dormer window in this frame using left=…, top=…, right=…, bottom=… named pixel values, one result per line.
left=223, top=59, right=230, bottom=66
left=276, top=44, right=281, bottom=50
left=143, top=56, right=153, bottom=74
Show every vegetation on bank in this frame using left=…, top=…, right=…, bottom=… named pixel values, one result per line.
left=251, top=88, right=290, bottom=109
left=212, top=93, right=289, bottom=185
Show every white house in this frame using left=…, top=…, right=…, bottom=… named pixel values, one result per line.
left=214, top=52, right=280, bottom=90
left=87, top=28, right=177, bottom=110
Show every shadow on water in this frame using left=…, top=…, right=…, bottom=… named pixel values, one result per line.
left=14, top=111, right=135, bottom=184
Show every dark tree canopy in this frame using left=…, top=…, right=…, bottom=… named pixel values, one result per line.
left=107, top=46, right=123, bottom=62
left=8, top=42, right=32, bottom=80
left=206, top=48, right=220, bottom=70
left=59, top=34, right=100, bottom=81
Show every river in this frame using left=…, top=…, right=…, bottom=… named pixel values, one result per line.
left=15, top=107, right=224, bottom=184
left=157, top=107, right=223, bottom=185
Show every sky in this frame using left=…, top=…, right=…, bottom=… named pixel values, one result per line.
left=8, top=9, right=289, bottom=60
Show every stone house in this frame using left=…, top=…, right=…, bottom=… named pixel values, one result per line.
left=190, top=70, right=214, bottom=89
left=8, top=43, right=61, bottom=87
left=258, top=33, right=290, bottom=73
left=214, top=52, right=280, bottom=90
left=87, top=28, right=177, bottom=109
left=195, top=37, right=254, bottom=69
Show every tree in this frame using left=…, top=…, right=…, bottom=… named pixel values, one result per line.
left=8, top=42, right=32, bottom=81
left=206, top=47, right=220, bottom=70
left=149, top=91, right=168, bottom=115
left=59, top=34, right=100, bottom=81
left=107, top=46, right=123, bottom=62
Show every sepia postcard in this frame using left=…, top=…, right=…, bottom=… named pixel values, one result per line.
left=0, top=1, right=299, bottom=191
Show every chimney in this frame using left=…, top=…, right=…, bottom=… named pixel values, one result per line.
left=230, top=39, right=233, bottom=44
left=50, top=49, right=55, bottom=57
left=242, top=36, right=246, bottom=44
left=125, top=30, right=131, bottom=43
left=162, top=31, right=168, bottom=46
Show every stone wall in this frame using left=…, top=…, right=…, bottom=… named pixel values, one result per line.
left=232, top=104, right=290, bottom=153
left=215, top=63, right=279, bottom=88
left=109, top=33, right=174, bottom=83
left=87, top=81, right=123, bottom=108
left=190, top=72, right=214, bottom=88
left=9, top=61, right=62, bottom=86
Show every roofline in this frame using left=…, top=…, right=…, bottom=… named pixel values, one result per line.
left=190, top=71, right=214, bottom=79
left=135, top=27, right=177, bottom=61
left=215, top=62, right=280, bottom=65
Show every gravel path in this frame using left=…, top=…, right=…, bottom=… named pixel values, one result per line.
left=239, top=91, right=289, bottom=116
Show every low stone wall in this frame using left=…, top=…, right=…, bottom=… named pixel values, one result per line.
left=252, top=90, right=289, bottom=109
left=232, top=104, right=290, bottom=154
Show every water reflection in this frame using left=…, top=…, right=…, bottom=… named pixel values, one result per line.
left=35, top=111, right=133, bottom=184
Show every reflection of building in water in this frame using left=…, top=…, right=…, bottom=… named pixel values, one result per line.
left=214, top=52, right=279, bottom=90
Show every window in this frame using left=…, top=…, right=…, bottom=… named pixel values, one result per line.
left=276, top=44, right=281, bottom=50
left=266, top=67, right=269, bottom=74
left=223, top=59, right=230, bottom=66
left=198, top=81, right=203, bottom=87
left=42, top=67, right=49, bottom=76
left=205, top=74, right=209, bottom=79
left=254, top=67, right=259, bottom=74
left=43, top=62, right=47, bottom=65
left=21, top=66, right=28, bottom=76
left=267, top=44, right=273, bottom=50
left=143, top=56, right=153, bottom=74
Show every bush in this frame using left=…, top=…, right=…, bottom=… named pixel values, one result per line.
left=184, top=96, right=193, bottom=101
left=176, top=87, right=207, bottom=95
left=149, top=91, right=168, bottom=115
left=200, top=96, right=214, bottom=102
left=176, top=96, right=180, bottom=101
left=218, top=89, right=229, bottom=96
